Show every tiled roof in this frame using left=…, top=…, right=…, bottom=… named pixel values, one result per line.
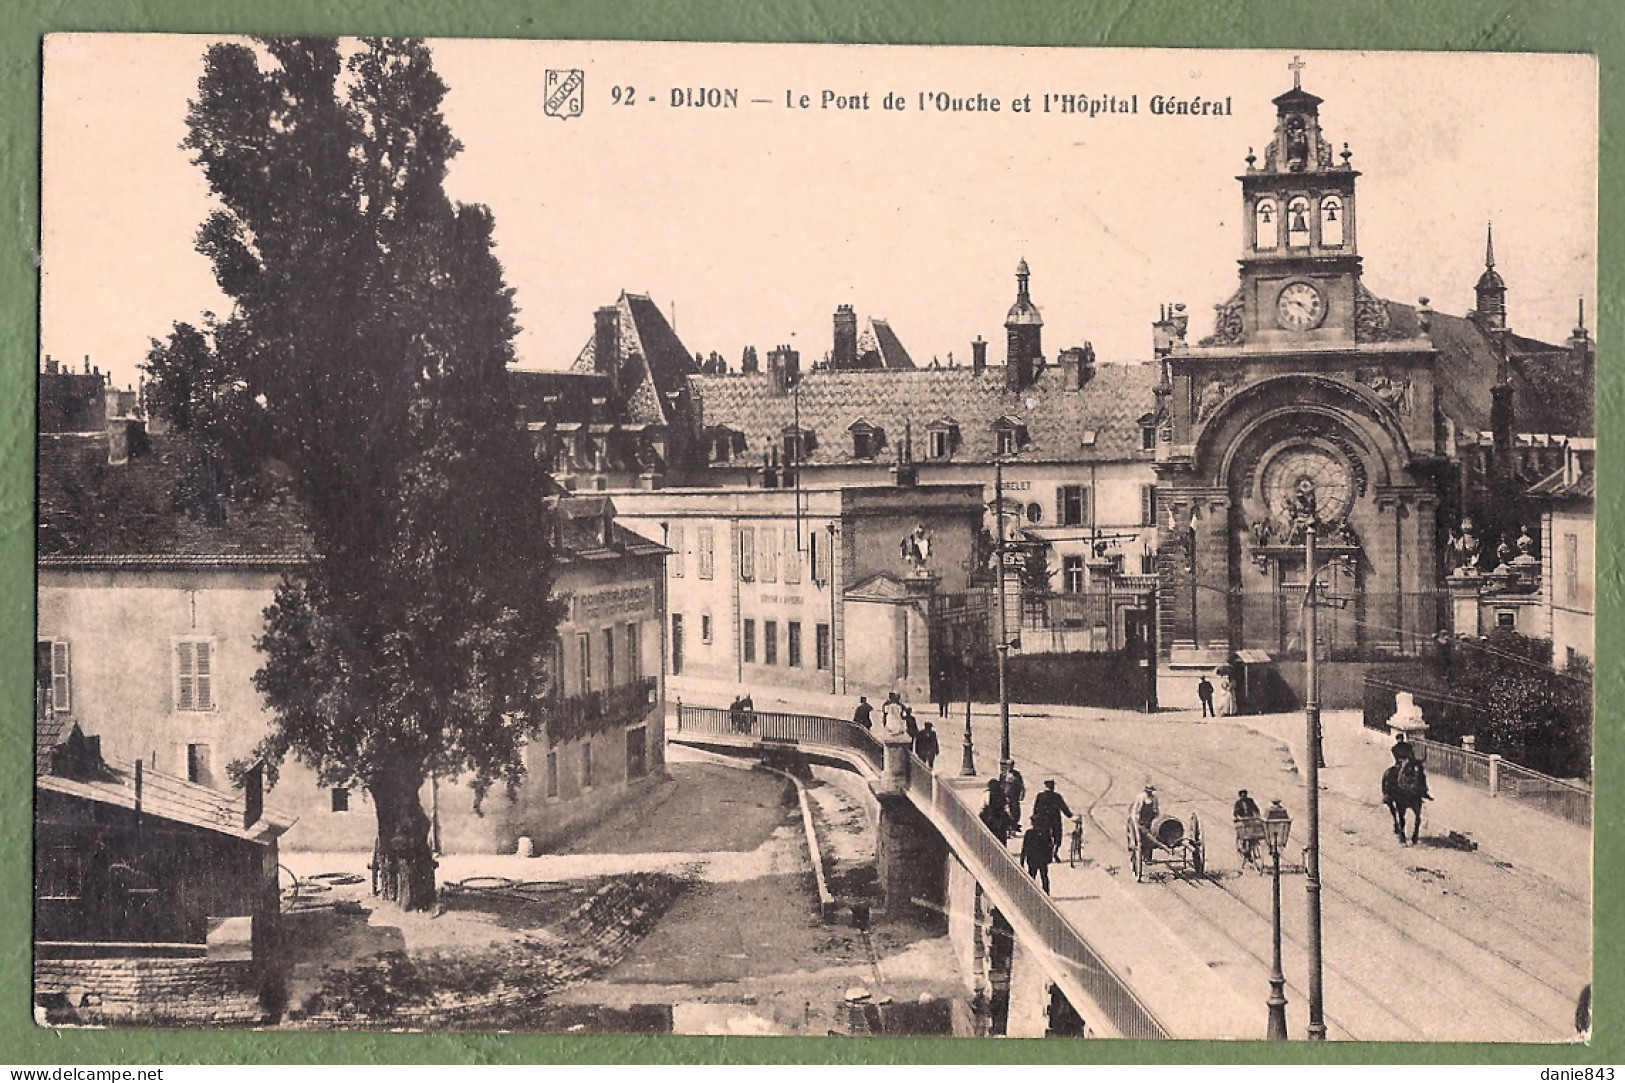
left=1527, top=465, right=1595, bottom=502
left=570, top=292, right=698, bottom=426
left=692, top=363, right=1159, bottom=466
left=857, top=318, right=915, bottom=370
left=1384, top=306, right=1593, bottom=438
left=510, top=370, right=620, bottom=427
left=37, top=432, right=311, bottom=562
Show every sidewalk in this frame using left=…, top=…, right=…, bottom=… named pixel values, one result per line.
left=1220, top=709, right=1591, bottom=902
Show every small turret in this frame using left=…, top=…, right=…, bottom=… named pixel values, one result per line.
left=1473, top=223, right=1508, bottom=333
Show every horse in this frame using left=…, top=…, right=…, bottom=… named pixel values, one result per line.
left=1381, top=756, right=1431, bottom=844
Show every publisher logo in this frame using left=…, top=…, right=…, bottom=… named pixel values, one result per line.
left=545, top=69, right=585, bottom=120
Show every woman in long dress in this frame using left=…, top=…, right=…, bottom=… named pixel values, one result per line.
left=1214, top=670, right=1238, bottom=716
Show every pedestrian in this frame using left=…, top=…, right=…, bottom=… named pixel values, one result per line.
left=1128, top=784, right=1159, bottom=863
left=853, top=695, right=873, bottom=730
left=729, top=695, right=746, bottom=734
left=740, top=693, right=755, bottom=735
left=882, top=691, right=907, bottom=737
left=1197, top=674, right=1215, bottom=718
left=980, top=779, right=1011, bottom=843
left=1004, top=765, right=1026, bottom=831
left=1031, top=778, right=1074, bottom=862
left=935, top=668, right=951, bottom=718
left=904, top=703, right=920, bottom=741
left=915, top=721, right=940, bottom=769
left=1232, top=789, right=1260, bottom=821
left=1020, top=823, right=1053, bottom=893
left=1215, top=670, right=1238, bottom=717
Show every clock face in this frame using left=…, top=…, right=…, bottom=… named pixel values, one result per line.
left=1260, top=445, right=1355, bottom=523
left=1276, top=282, right=1325, bottom=331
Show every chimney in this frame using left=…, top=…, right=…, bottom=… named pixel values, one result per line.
left=107, top=417, right=148, bottom=465
left=833, top=305, right=858, bottom=368
left=767, top=345, right=799, bottom=396
left=1058, top=344, right=1096, bottom=391
left=43, top=354, right=57, bottom=375
left=971, top=337, right=987, bottom=374
left=594, top=306, right=621, bottom=386
left=1151, top=304, right=1189, bottom=358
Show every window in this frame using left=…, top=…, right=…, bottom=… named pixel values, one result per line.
left=581, top=741, right=594, bottom=789
left=740, top=526, right=756, bottom=581
left=668, top=524, right=684, bottom=577
left=783, top=529, right=802, bottom=583
left=1255, top=198, right=1278, bottom=249
left=701, top=613, right=713, bottom=644
left=603, top=628, right=616, bottom=688
left=37, top=640, right=70, bottom=715
left=760, top=529, right=777, bottom=582
left=997, top=428, right=1017, bottom=456
left=851, top=424, right=882, bottom=460
left=577, top=631, right=592, bottom=693
left=187, top=742, right=212, bottom=786
left=1057, top=485, right=1089, bottom=527
left=1141, top=485, right=1158, bottom=527
left=743, top=619, right=756, bottom=663
left=1063, top=556, right=1085, bottom=593
left=1287, top=196, right=1311, bottom=246
left=627, top=726, right=648, bottom=779
left=816, top=624, right=831, bottom=670
left=1142, top=425, right=1157, bottom=451
left=1564, top=533, right=1579, bottom=604
left=697, top=526, right=715, bottom=579
left=1496, top=610, right=1517, bottom=630
left=764, top=621, right=779, bottom=665
left=331, top=788, right=350, bottom=813
left=1026, top=502, right=1043, bottom=524
left=175, top=639, right=215, bottom=712
left=788, top=622, right=803, bottom=667
left=545, top=750, right=559, bottom=798
left=625, top=622, right=641, bottom=679
left=1320, top=196, right=1344, bottom=247
left=929, top=429, right=950, bottom=459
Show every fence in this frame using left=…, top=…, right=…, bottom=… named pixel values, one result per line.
left=676, top=701, right=1167, bottom=1039
left=1415, top=736, right=1591, bottom=827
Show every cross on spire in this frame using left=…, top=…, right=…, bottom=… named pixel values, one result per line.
left=1289, top=55, right=1306, bottom=89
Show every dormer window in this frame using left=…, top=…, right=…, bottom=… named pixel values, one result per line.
left=782, top=425, right=815, bottom=464
left=992, top=415, right=1028, bottom=456
left=848, top=419, right=886, bottom=461
left=925, top=417, right=960, bottom=460
left=1255, top=199, right=1278, bottom=250
left=1320, top=196, right=1344, bottom=246
left=710, top=426, right=745, bottom=463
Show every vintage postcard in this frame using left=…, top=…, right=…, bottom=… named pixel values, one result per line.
left=35, top=37, right=1595, bottom=1042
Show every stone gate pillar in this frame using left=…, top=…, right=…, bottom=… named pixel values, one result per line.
left=871, top=735, right=947, bottom=926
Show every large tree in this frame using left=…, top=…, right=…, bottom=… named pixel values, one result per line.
left=146, top=38, right=561, bottom=908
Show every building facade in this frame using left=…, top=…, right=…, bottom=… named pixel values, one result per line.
left=37, top=420, right=668, bottom=855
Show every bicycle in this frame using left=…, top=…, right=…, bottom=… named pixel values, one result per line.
left=1068, top=816, right=1085, bottom=867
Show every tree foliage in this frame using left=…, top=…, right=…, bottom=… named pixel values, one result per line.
left=145, top=38, right=561, bottom=907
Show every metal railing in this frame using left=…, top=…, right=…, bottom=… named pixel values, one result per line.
left=922, top=768, right=1169, bottom=1040
left=548, top=677, right=659, bottom=747
left=675, top=701, right=1167, bottom=1039
left=1416, top=736, right=1590, bottom=826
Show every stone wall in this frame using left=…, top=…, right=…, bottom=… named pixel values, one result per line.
left=35, top=957, right=269, bottom=1026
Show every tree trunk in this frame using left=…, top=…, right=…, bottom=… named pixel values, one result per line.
left=369, top=768, right=437, bottom=910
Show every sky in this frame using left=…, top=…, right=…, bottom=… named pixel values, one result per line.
left=41, top=38, right=1597, bottom=393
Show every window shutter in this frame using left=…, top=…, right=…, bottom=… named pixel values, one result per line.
left=1082, top=486, right=1092, bottom=527
left=783, top=528, right=801, bottom=583
left=177, top=641, right=195, bottom=711
left=740, top=527, right=755, bottom=580
left=1142, top=485, right=1157, bottom=527
left=195, top=641, right=213, bottom=710
left=669, top=525, right=684, bottom=577
left=51, top=641, right=71, bottom=714
left=1055, top=486, right=1067, bottom=526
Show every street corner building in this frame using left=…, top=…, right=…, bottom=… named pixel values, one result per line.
left=34, top=393, right=673, bottom=869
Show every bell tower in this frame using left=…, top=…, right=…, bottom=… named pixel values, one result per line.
left=1232, top=57, right=1366, bottom=348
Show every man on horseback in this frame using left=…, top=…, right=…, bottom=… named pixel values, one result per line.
left=1382, top=741, right=1432, bottom=844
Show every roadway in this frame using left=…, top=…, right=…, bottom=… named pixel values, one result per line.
left=964, top=704, right=1591, bottom=1043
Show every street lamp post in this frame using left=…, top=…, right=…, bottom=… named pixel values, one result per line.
left=1301, top=526, right=1331, bottom=1041
left=1264, top=799, right=1293, bottom=1041
left=994, top=456, right=1012, bottom=780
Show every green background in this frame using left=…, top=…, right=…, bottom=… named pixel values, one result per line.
left=3, top=0, right=1618, bottom=1066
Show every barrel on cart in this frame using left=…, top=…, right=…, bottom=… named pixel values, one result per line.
left=1126, top=809, right=1205, bottom=882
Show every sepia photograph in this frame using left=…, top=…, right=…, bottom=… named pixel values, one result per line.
left=34, top=36, right=1595, bottom=1043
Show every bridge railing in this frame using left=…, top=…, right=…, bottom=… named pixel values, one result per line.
left=674, top=703, right=884, bottom=773
left=919, top=761, right=1170, bottom=1041
left=674, top=701, right=1169, bottom=1038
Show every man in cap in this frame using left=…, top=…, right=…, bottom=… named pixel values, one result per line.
left=1030, top=779, right=1074, bottom=863
left=1233, top=789, right=1260, bottom=821
left=1129, top=784, right=1160, bottom=863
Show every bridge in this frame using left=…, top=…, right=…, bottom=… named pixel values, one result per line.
left=671, top=702, right=1259, bottom=1040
